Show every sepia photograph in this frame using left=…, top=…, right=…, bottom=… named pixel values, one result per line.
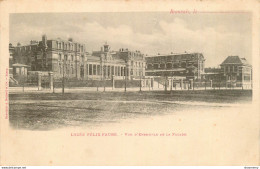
left=0, top=0, right=259, bottom=166
left=8, top=12, right=253, bottom=130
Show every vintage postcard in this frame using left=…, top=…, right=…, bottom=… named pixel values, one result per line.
left=0, top=0, right=259, bottom=166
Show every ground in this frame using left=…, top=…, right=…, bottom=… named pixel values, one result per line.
left=5, top=89, right=258, bottom=165
left=9, top=90, right=252, bottom=130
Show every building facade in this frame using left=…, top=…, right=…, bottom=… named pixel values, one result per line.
left=9, top=43, right=15, bottom=76
left=145, top=53, right=205, bottom=80
left=86, top=43, right=146, bottom=80
left=203, top=67, right=223, bottom=82
left=220, top=56, right=252, bottom=88
left=11, top=35, right=88, bottom=79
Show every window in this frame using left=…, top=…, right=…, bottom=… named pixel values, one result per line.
left=160, top=63, right=165, bottom=69
left=234, top=66, right=237, bottom=72
left=173, top=62, right=179, bottom=68
left=93, top=65, right=97, bottom=75
left=89, top=64, right=92, bottom=75
left=121, top=67, right=123, bottom=76
left=115, top=66, right=118, bottom=76
left=167, top=56, right=172, bottom=61
left=81, top=55, right=84, bottom=62
left=66, top=65, right=69, bottom=74
left=166, top=63, right=172, bottom=69
left=108, top=66, right=110, bottom=77
left=181, top=62, right=186, bottom=68
left=111, top=66, right=114, bottom=75
left=244, top=75, right=250, bottom=81
left=97, top=65, right=100, bottom=75
left=147, top=64, right=153, bottom=69
left=59, top=54, right=62, bottom=61
left=71, top=55, right=74, bottom=61
left=117, top=66, right=120, bottom=76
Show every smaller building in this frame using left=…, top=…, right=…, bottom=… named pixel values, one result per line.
left=220, top=56, right=252, bottom=88
left=12, top=63, right=30, bottom=77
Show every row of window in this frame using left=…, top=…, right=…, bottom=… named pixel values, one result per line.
left=129, top=52, right=143, bottom=57
left=131, top=61, right=145, bottom=68
left=147, top=62, right=199, bottom=69
left=15, top=46, right=37, bottom=52
left=59, top=65, right=75, bottom=75
left=151, top=56, right=197, bottom=62
left=226, top=75, right=251, bottom=81
left=223, top=66, right=239, bottom=73
left=88, top=64, right=126, bottom=77
left=57, top=42, right=84, bottom=52
left=58, top=54, right=85, bottom=62
left=57, top=63, right=144, bottom=77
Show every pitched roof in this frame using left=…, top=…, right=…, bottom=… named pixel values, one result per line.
left=87, top=55, right=100, bottom=62
left=221, top=56, right=250, bottom=65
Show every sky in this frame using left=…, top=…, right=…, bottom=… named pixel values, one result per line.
left=9, top=12, right=252, bottom=67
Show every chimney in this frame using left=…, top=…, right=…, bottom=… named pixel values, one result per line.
left=42, top=34, right=47, bottom=46
left=17, top=42, right=21, bottom=46
left=68, top=38, right=73, bottom=42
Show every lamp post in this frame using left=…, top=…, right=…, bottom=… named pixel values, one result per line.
left=193, top=68, right=195, bottom=91
left=103, top=63, right=106, bottom=92
left=139, top=70, right=142, bottom=92
left=125, top=60, right=127, bottom=93
left=62, top=59, right=65, bottom=94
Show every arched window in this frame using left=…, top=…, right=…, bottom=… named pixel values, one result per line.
left=166, top=63, right=172, bottom=69
left=81, top=55, right=84, bottom=62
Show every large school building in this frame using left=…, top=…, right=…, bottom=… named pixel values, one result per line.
left=145, top=53, right=205, bottom=80
left=9, top=35, right=252, bottom=89
left=10, top=35, right=87, bottom=79
left=9, top=35, right=146, bottom=80
left=86, top=43, right=145, bottom=80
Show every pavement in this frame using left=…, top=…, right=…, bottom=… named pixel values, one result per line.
left=8, top=85, right=250, bottom=94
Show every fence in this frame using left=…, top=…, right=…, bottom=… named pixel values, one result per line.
left=10, top=72, right=252, bottom=92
